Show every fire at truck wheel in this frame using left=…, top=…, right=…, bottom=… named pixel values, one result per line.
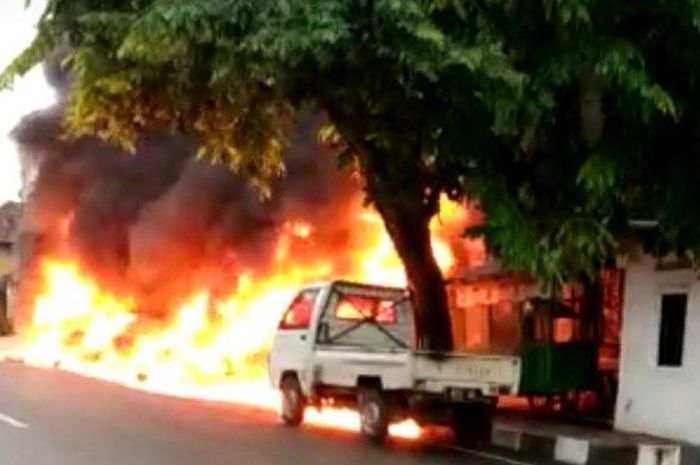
left=358, top=387, right=389, bottom=444
left=280, top=374, right=306, bottom=427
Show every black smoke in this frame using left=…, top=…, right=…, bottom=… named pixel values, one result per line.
left=12, top=63, right=363, bottom=320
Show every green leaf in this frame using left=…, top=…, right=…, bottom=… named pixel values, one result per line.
left=0, top=28, right=54, bottom=90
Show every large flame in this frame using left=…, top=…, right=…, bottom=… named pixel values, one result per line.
left=13, top=196, right=482, bottom=440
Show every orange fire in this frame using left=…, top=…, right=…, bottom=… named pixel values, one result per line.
left=12, top=196, right=483, bottom=440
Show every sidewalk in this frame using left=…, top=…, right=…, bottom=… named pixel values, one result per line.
left=491, top=411, right=700, bottom=465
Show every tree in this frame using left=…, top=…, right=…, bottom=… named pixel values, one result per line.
left=4, top=1, right=700, bottom=350
left=450, top=1, right=698, bottom=288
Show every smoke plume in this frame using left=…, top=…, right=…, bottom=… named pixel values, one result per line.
left=12, top=63, right=365, bottom=324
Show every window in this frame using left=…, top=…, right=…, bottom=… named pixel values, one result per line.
left=279, top=290, right=318, bottom=330
left=334, top=295, right=398, bottom=325
left=658, top=293, right=687, bottom=367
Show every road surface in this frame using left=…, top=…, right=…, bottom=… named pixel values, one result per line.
left=0, top=362, right=527, bottom=465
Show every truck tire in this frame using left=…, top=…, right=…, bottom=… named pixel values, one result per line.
left=280, top=375, right=305, bottom=427
left=358, top=387, right=389, bottom=444
left=452, top=403, right=493, bottom=447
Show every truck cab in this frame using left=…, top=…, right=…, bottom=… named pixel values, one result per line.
left=268, top=286, right=324, bottom=399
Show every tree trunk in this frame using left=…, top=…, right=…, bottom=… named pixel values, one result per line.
left=380, top=205, right=454, bottom=352
left=326, top=107, right=454, bottom=352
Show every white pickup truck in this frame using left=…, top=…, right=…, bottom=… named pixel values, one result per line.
left=268, top=281, right=521, bottom=443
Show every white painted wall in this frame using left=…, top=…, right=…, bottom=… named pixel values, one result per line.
left=615, top=255, right=700, bottom=444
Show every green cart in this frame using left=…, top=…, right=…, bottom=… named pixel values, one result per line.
left=446, top=277, right=603, bottom=414
left=518, top=298, right=598, bottom=411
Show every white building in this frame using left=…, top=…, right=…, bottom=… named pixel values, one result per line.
left=615, top=254, right=700, bottom=445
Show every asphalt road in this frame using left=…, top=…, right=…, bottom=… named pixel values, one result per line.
left=0, top=362, right=523, bottom=465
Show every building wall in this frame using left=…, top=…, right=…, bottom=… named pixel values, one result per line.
left=0, top=244, right=11, bottom=332
left=615, top=256, right=700, bottom=444
left=0, top=244, right=11, bottom=275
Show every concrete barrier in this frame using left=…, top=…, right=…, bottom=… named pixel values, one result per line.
left=490, top=420, right=699, bottom=465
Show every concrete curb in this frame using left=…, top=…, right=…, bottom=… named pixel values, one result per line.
left=491, top=423, right=700, bottom=465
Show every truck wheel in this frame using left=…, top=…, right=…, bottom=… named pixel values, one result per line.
left=358, top=387, right=389, bottom=444
left=452, top=403, right=493, bottom=447
left=280, top=375, right=305, bottom=427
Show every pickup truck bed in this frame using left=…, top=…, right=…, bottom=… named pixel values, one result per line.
left=413, top=352, right=521, bottom=397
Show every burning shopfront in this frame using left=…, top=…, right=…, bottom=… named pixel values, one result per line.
left=445, top=265, right=624, bottom=417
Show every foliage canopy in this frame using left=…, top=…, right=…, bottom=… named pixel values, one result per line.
left=5, top=0, right=700, bottom=290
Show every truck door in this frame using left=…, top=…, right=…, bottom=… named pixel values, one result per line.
left=269, top=288, right=320, bottom=395
left=312, top=287, right=412, bottom=389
